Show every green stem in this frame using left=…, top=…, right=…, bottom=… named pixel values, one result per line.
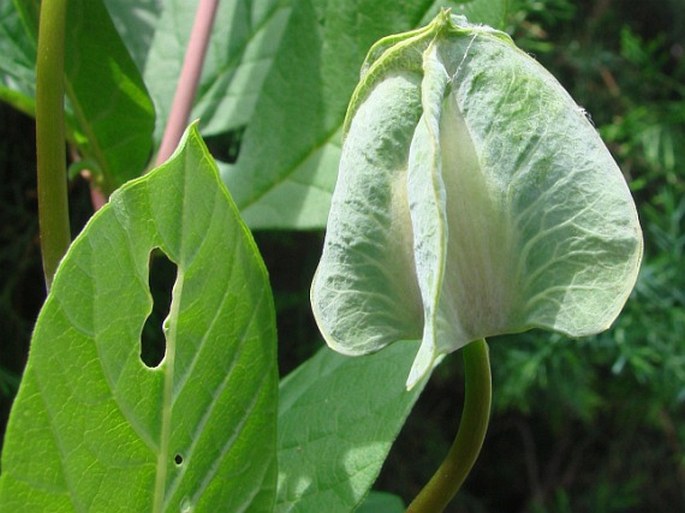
left=406, top=339, right=492, bottom=513
left=36, top=0, right=70, bottom=290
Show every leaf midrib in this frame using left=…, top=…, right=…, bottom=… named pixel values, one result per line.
left=152, top=270, right=184, bottom=513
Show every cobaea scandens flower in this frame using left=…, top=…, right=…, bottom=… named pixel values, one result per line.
left=311, top=11, right=643, bottom=389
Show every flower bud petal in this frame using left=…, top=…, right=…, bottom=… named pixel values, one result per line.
left=312, top=12, right=643, bottom=389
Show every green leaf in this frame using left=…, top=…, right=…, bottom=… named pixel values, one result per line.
left=143, top=0, right=291, bottom=143
left=2, top=0, right=155, bottom=193
left=356, top=492, right=405, bottom=513
left=63, top=0, right=155, bottom=192
left=276, top=341, right=425, bottom=513
left=97, top=0, right=506, bottom=227
left=311, top=12, right=643, bottom=387
left=0, top=0, right=38, bottom=116
left=1, top=0, right=506, bottom=226
left=451, top=0, right=509, bottom=29
left=0, top=125, right=278, bottom=513
left=102, top=0, right=163, bottom=74
left=222, top=0, right=507, bottom=229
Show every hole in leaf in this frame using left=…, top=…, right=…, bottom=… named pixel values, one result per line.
left=203, top=126, right=245, bottom=164
left=141, top=249, right=177, bottom=368
left=174, top=453, right=183, bottom=466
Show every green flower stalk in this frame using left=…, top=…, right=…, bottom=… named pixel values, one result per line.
left=311, top=11, right=642, bottom=389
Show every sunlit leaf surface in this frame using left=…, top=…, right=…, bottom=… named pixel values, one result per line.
left=0, top=125, right=277, bottom=513
left=277, top=341, right=425, bottom=513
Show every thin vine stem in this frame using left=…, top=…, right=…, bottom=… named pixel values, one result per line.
left=36, top=0, right=71, bottom=290
left=406, top=338, right=492, bottom=513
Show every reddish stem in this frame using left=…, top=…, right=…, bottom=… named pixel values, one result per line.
left=155, top=0, right=220, bottom=165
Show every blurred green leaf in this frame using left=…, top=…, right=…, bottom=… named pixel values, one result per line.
left=356, top=491, right=405, bottom=513
left=0, top=0, right=37, bottom=116
left=102, top=0, right=163, bottom=73
left=450, top=0, right=510, bottom=28
left=117, top=0, right=507, bottom=229
left=0, top=125, right=278, bottom=512
left=63, top=0, right=155, bottom=192
left=143, top=0, right=291, bottom=144
left=2, top=0, right=507, bottom=228
left=1, top=0, right=155, bottom=193
left=276, top=341, right=425, bottom=513
left=222, top=0, right=508, bottom=229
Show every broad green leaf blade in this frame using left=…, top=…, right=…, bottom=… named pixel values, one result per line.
left=276, top=341, right=425, bottom=513
left=3, top=0, right=155, bottom=193
left=0, top=0, right=37, bottom=116
left=103, top=0, right=163, bottom=74
left=223, top=0, right=507, bottom=229
left=144, top=0, right=291, bottom=143
left=64, top=0, right=155, bottom=192
left=0, top=125, right=278, bottom=513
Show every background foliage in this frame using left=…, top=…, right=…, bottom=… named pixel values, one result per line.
left=1, top=0, right=683, bottom=511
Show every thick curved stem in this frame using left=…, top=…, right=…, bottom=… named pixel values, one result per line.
left=36, top=0, right=71, bottom=290
left=406, top=339, right=492, bottom=513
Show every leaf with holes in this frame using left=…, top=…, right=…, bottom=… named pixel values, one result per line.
left=0, top=124, right=278, bottom=513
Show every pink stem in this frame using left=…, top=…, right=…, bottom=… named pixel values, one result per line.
left=155, top=0, right=220, bottom=165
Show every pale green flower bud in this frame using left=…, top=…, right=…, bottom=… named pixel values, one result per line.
left=311, top=11, right=643, bottom=389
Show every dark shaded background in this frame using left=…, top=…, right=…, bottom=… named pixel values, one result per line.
left=1, top=0, right=684, bottom=511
